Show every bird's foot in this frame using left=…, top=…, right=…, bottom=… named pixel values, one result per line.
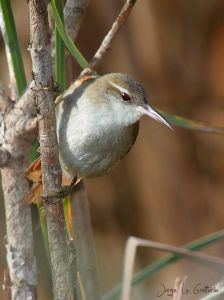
left=41, top=176, right=80, bottom=204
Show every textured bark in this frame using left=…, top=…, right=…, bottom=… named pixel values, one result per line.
left=0, top=91, right=37, bottom=300
left=0, top=6, right=37, bottom=300
left=0, top=84, right=37, bottom=300
left=28, top=1, right=74, bottom=299
left=2, top=158, right=37, bottom=300
left=0, top=88, right=37, bottom=300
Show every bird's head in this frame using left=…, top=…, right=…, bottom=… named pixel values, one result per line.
left=87, top=73, right=171, bottom=129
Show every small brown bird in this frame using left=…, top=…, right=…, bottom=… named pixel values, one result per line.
left=56, top=73, right=171, bottom=179
left=26, top=73, right=171, bottom=202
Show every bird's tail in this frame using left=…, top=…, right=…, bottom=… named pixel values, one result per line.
left=25, top=157, right=76, bottom=204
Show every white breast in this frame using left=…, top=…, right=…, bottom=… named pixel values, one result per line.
left=56, top=94, right=138, bottom=179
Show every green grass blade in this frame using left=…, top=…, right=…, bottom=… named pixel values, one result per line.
left=159, top=110, right=224, bottom=134
left=55, top=0, right=66, bottom=91
left=102, top=230, right=224, bottom=300
left=51, top=0, right=88, bottom=69
left=0, top=0, right=27, bottom=96
left=29, top=140, right=39, bottom=162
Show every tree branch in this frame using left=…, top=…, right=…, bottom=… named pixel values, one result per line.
left=0, top=82, right=13, bottom=114
left=81, top=0, right=137, bottom=76
left=0, top=148, right=9, bottom=166
left=64, top=0, right=91, bottom=41
left=0, top=105, right=37, bottom=300
left=0, top=88, right=38, bottom=298
left=0, top=5, right=37, bottom=299
left=3, top=88, right=37, bottom=156
left=0, top=86, right=37, bottom=300
left=28, top=1, right=75, bottom=299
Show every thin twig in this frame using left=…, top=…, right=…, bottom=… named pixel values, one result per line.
left=81, top=0, right=137, bottom=76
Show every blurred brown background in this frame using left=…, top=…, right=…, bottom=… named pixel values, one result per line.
left=1, top=0, right=224, bottom=299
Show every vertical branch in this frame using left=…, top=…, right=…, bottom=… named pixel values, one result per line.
left=0, top=88, right=38, bottom=300
left=28, top=1, right=74, bottom=299
left=0, top=2, right=37, bottom=299
left=1, top=158, right=37, bottom=300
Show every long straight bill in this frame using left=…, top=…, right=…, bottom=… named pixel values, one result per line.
left=144, top=104, right=172, bottom=129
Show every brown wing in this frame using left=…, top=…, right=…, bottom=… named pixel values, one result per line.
left=120, top=121, right=139, bottom=160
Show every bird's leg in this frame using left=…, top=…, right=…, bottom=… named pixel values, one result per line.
left=41, top=176, right=80, bottom=204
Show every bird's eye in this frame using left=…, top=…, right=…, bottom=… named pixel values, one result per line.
left=121, top=92, right=131, bottom=102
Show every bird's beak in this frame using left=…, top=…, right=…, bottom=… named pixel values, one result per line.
left=143, top=104, right=172, bottom=129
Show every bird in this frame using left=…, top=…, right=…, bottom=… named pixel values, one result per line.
left=26, top=73, right=171, bottom=202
